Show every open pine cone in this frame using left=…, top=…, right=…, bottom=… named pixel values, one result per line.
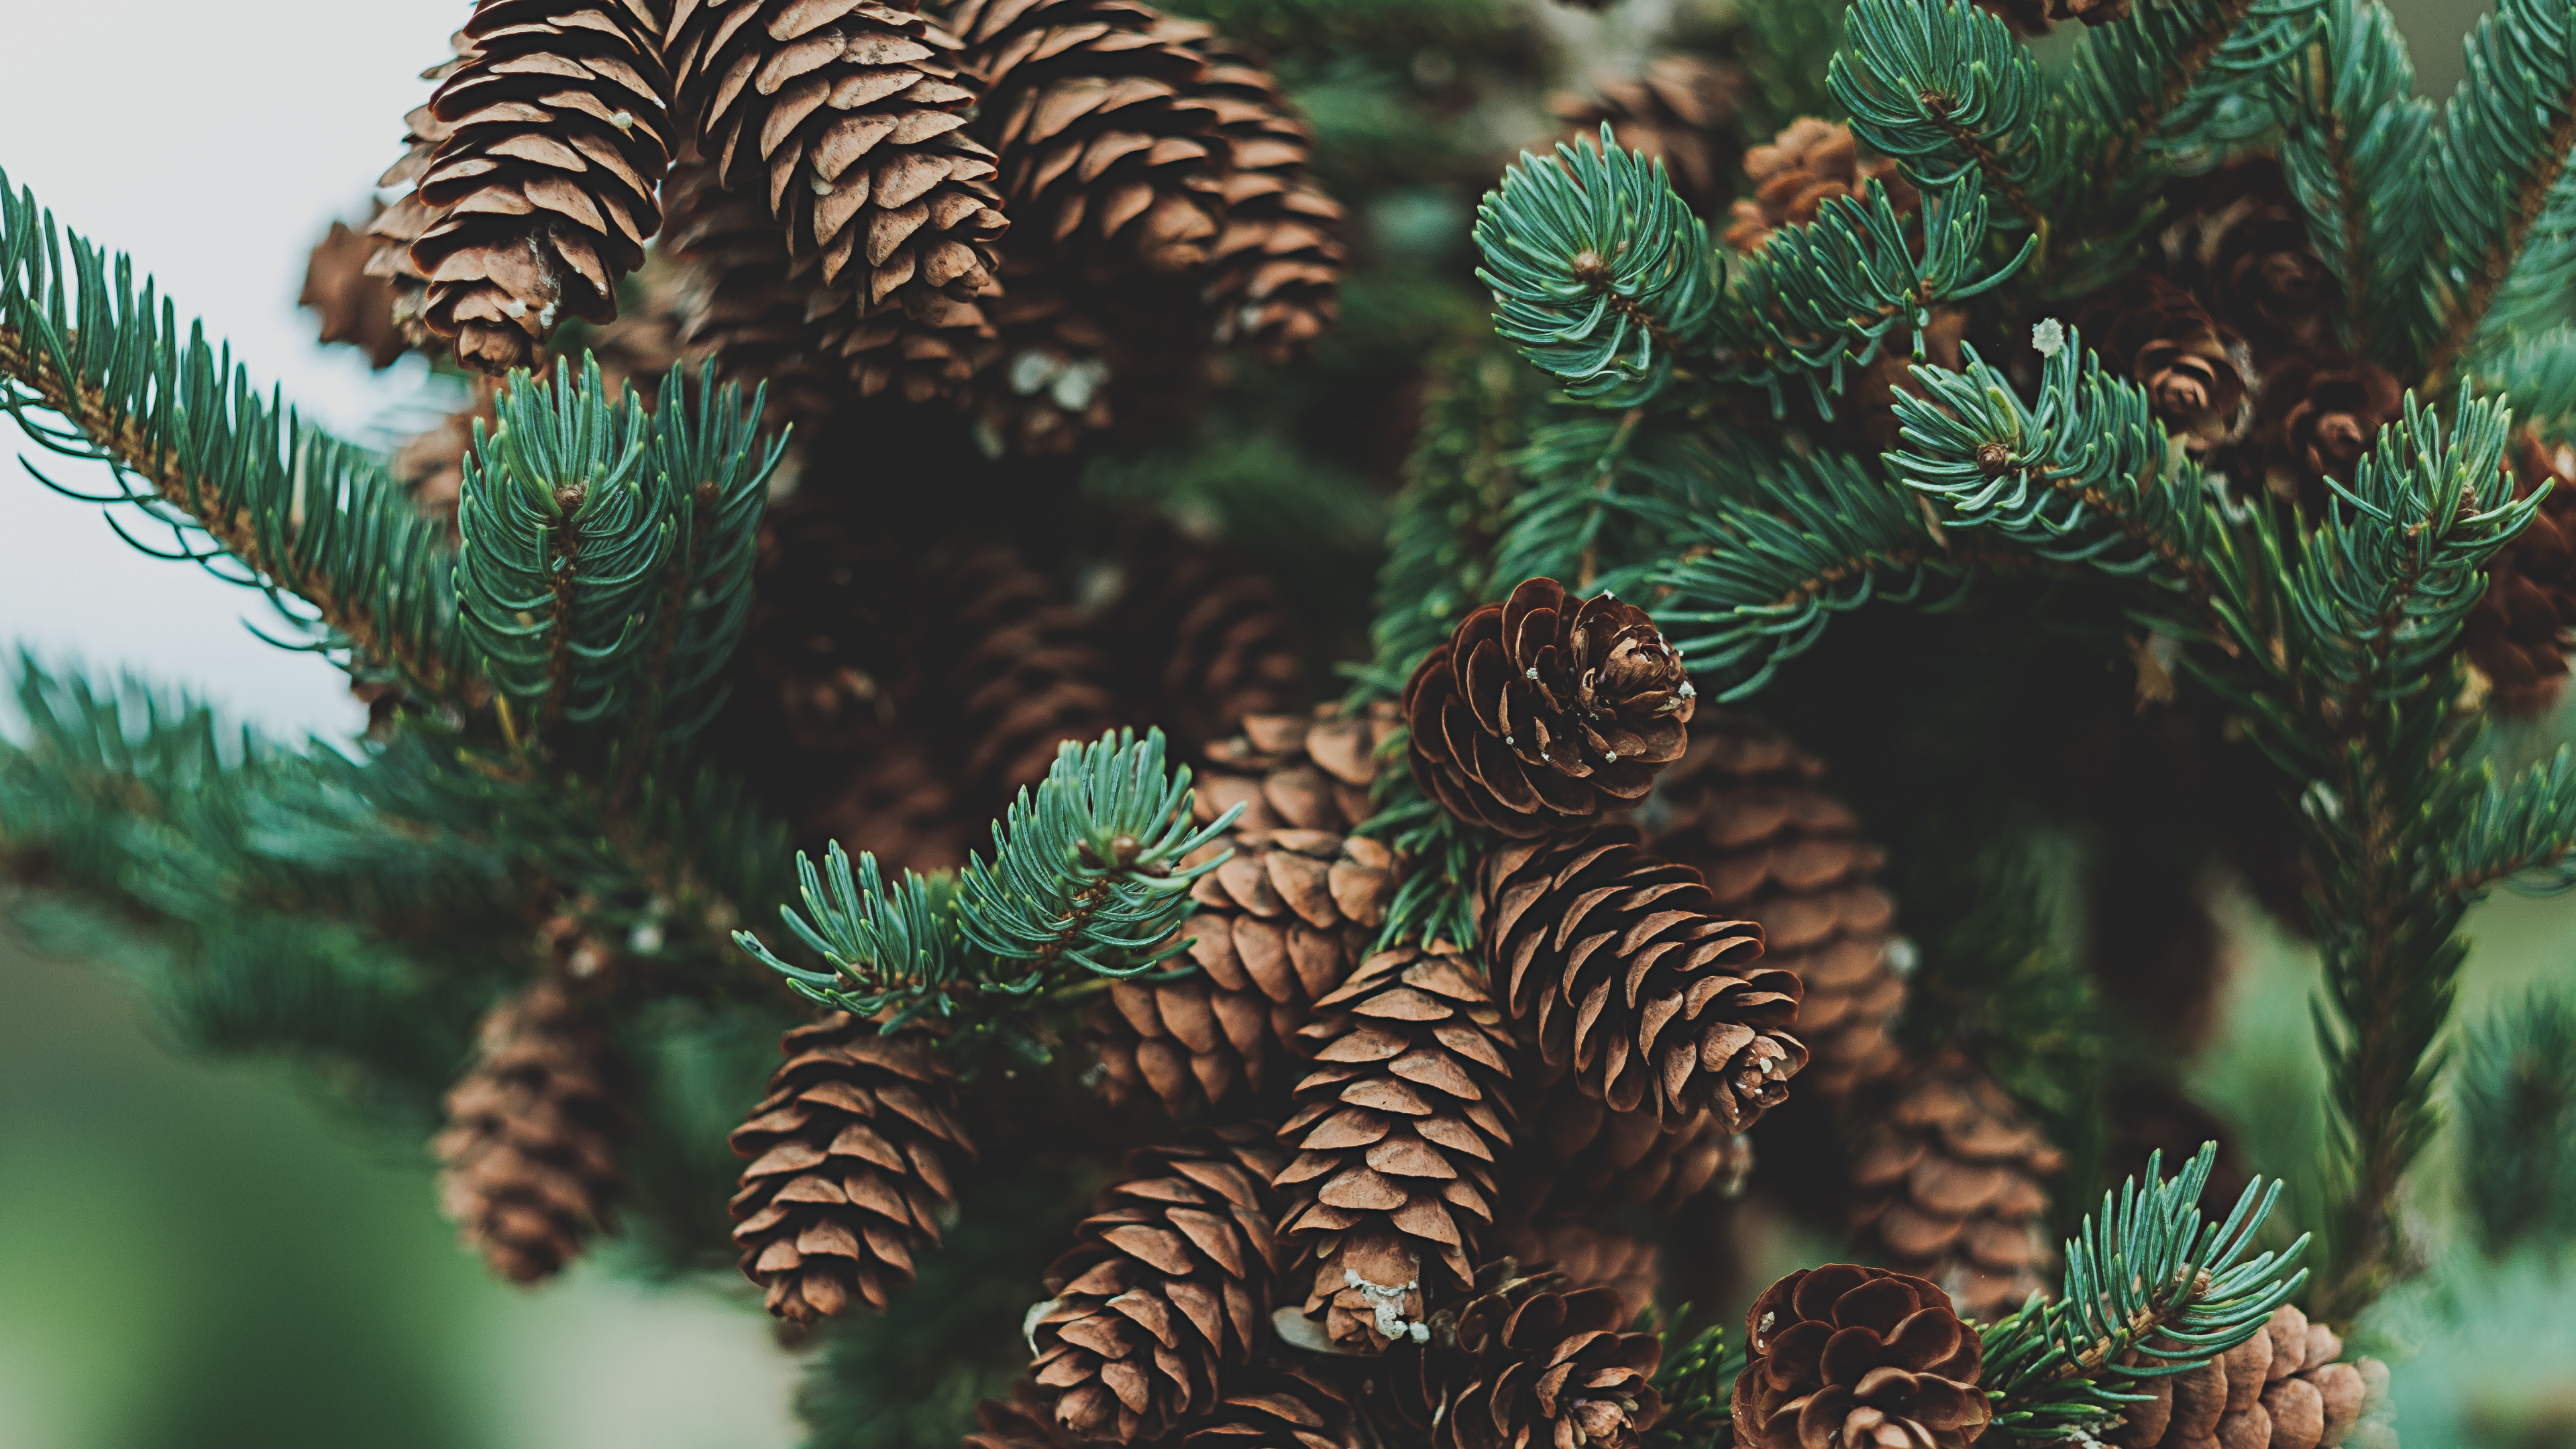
left=2253, top=350, right=2406, bottom=517
left=727, top=1014, right=974, bottom=1322
left=1512, top=1071, right=1754, bottom=1218
left=1181, top=1366, right=1364, bottom=1449
left=1197, top=38, right=1346, bottom=362
left=1385, top=1265, right=1664, bottom=1449
left=1552, top=55, right=1746, bottom=219
left=2465, top=433, right=2576, bottom=716
left=433, top=973, right=625, bottom=1283
left=2071, top=273, right=2250, bottom=452
left=2109, top=1304, right=2382, bottom=1449
left=2155, top=159, right=2337, bottom=358
left=1404, top=577, right=1695, bottom=839
left=665, top=0, right=1010, bottom=402
left=1477, top=825, right=1803, bottom=1126
left=1733, top=1264, right=1991, bottom=1449
left=1275, top=945, right=1517, bottom=1352
left=1722, top=118, right=1915, bottom=254
left=1032, top=1125, right=1284, bottom=1443
left=412, top=0, right=674, bottom=372
left=1849, top=1051, right=2061, bottom=1318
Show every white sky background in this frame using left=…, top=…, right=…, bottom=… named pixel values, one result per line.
left=0, top=0, right=470, bottom=742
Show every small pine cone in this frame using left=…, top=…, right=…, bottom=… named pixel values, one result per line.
left=2108, top=1302, right=2383, bottom=1449
left=2155, top=160, right=2337, bottom=358
left=433, top=977, right=624, bottom=1283
left=1550, top=55, right=1746, bottom=219
left=661, top=156, right=851, bottom=429
left=1197, top=38, right=1346, bottom=362
left=2070, top=273, right=2252, bottom=452
left=1032, top=1125, right=1285, bottom=1442
left=1275, top=946, right=1518, bottom=1353
left=2252, top=350, right=2406, bottom=517
left=1514, top=1071, right=1753, bottom=1216
left=810, top=733, right=978, bottom=873
left=1477, top=826, right=1804, bottom=1126
left=1731, top=1264, right=1991, bottom=1449
left=1647, top=722, right=1907, bottom=1104
left=1487, top=1218, right=1662, bottom=1323
left=951, top=0, right=1232, bottom=277
left=727, top=1014, right=975, bottom=1322
left=1848, top=1051, right=2063, bottom=1318
left=412, top=0, right=675, bottom=374
left=2466, top=434, right=2576, bottom=716
left=1181, top=1366, right=1363, bottom=1449
left=666, top=0, right=1012, bottom=402
left=920, top=550, right=1122, bottom=808
left=1721, top=117, right=1916, bottom=254
left=1404, top=577, right=1696, bottom=839
left=1096, top=534, right=1308, bottom=755
left=303, top=218, right=411, bottom=368
left=1385, top=1265, right=1664, bottom=1449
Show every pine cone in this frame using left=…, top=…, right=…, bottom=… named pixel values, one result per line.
left=433, top=976, right=624, bottom=1283
left=810, top=733, right=977, bottom=873
left=1722, top=118, right=1916, bottom=254
left=1181, top=1366, right=1363, bottom=1449
left=661, top=156, right=850, bottom=428
left=666, top=0, right=1011, bottom=402
left=1032, top=1125, right=1285, bottom=1442
left=1731, top=1264, right=1991, bottom=1449
left=365, top=35, right=484, bottom=351
left=2070, top=273, right=2251, bottom=452
left=1847, top=1051, right=2061, bottom=1318
left=2108, top=1305, right=2384, bottom=1449
left=2252, top=351, right=2405, bottom=516
left=1487, top=1218, right=1662, bottom=1323
left=1403, top=577, right=1696, bottom=839
left=951, top=0, right=1232, bottom=278
left=1087, top=822, right=1392, bottom=1116
left=970, top=1393, right=1084, bottom=1449
left=1647, top=722, right=1907, bottom=1104
left=1477, top=826, right=1804, bottom=1127
left=928, top=549, right=1125, bottom=809
left=391, top=376, right=504, bottom=531
left=1551, top=56, right=1746, bottom=218
left=1275, top=945, right=1518, bottom=1352
left=302, top=219, right=411, bottom=368
left=2155, top=160, right=2337, bottom=358
left=969, top=279, right=1122, bottom=453
left=411, top=0, right=675, bottom=373
left=1199, top=39, right=1346, bottom=362
left=727, top=1014, right=975, bottom=1322
left=2465, top=433, right=2576, bottom=716
left=1385, top=1265, right=1664, bottom=1449
left=1094, top=533, right=1309, bottom=755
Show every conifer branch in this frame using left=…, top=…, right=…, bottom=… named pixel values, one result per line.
left=2440, top=747, right=2576, bottom=898
left=1833, top=0, right=2047, bottom=237
left=2272, top=0, right=2436, bottom=369
left=0, top=171, right=470, bottom=702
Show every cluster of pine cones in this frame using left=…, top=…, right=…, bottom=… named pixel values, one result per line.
left=301, top=0, right=1346, bottom=461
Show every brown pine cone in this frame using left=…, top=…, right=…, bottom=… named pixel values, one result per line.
left=302, top=219, right=411, bottom=368
left=1552, top=56, right=1746, bottom=219
left=2253, top=351, right=2405, bottom=516
left=2108, top=1304, right=2383, bottom=1449
left=1404, top=577, right=1696, bottom=839
left=810, top=733, right=977, bottom=873
left=1487, top=1218, right=1662, bottom=1323
left=2071, top=273, right=2251, bottom=452
left=1478, top=826, right=1804, bottom=1126
left=727, top=1014, right=975, bottom=1322
left=433, top=975, right=624, bottom=1283
left=1731, top=1264, right=1990, bottom=1449
left=2155, top=159, right=2338, bottom=358
left=1647, top=722, right=1907, bottom=1104
left=1181, top=1366, right=1362, bottom=1449
left=390, top=376, right=504, bottom=531
left=1848, top=1051, right=2062, bottom=1318
left=1385, top=1265, right=1664, bottom=1449
left=2465, top=433, right=2576, bottom=716
left=1193, top=706, right=1397, bottom=837
left=1274, top=945, right=1518, bottom=1352
left=364, top=35, right=483, bottom=351
left=411, top=0, right=675, bottom=374
left=1032, top=1125, right=1284, bottom=1442
left=951, top=0, right=1232, bottom=278
left=1722, top=118, right=1917, bottom=254
left=969, top=1393, right=1083, bottom=1449
left=1094, top=533, right=1308, bottom=755
left=660, top=155, right=851, bottom=429
left=926, top=550, right=1126, bottom=808
left=1198, top=39, right=1346, bottom=362
left=667, top=0, right=1012, bottom=402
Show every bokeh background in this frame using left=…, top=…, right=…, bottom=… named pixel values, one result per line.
left=0, top=1, right=2565, bottom=1447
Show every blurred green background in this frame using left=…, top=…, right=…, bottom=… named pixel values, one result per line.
left=1, top=0, right=2568, bottom=1446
